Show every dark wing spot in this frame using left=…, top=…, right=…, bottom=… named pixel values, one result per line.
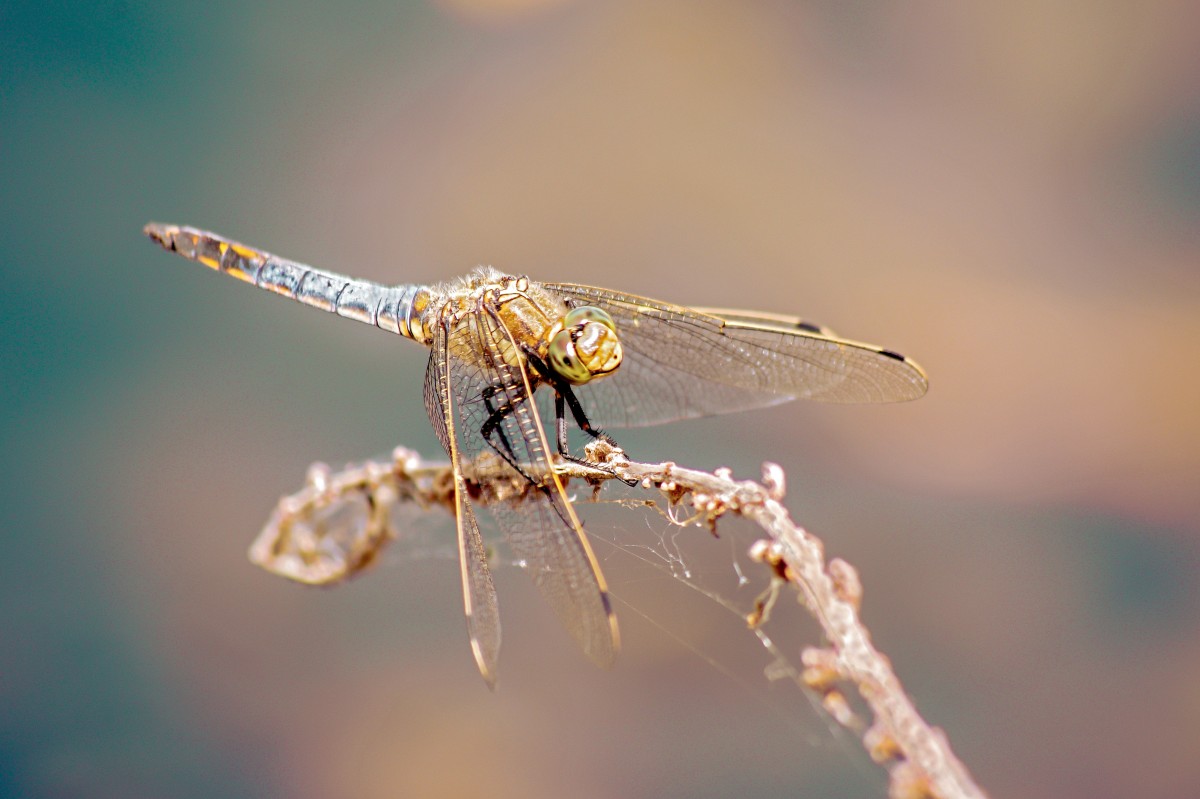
left=794, top=320, right=824, bottom=334
left=878, top=349, right=907, bottom=362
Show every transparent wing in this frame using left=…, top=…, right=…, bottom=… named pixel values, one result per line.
left=446, top=307, right=619, bottom=668
left=424, top=327, right=502, bottom=687
left=540, top=284, right=929, bottom=429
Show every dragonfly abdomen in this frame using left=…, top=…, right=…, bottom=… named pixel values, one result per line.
left=144, top=223, right=429, bottom=341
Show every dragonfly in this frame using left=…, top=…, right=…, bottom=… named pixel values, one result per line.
left=144, top=222, right=928, bottom=686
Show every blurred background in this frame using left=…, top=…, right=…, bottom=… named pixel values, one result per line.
left=3, top=1, right=1199, bottom=797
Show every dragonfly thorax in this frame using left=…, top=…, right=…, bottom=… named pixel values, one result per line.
left=543, top=306, right=622, bottom=385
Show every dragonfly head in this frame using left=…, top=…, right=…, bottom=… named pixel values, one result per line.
left=545, top=306, right=622, bottom=385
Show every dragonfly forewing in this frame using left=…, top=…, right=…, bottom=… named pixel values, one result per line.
left=542, top=283, right=928, bottom=428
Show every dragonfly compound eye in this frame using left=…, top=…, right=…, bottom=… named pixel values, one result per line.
left=548, top=306, right=622, bottom=385
left=562, top=306, right=616, bottom=333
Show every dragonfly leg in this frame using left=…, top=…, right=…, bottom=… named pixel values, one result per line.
left=553, top=392, right=638, bottom=486
left=557, top=382, right=618, bottom=447
left=479, top=380, right=542, bottom=486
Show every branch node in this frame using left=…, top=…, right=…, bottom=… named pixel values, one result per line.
left=761, top=461, right=786, bottom=500
left=748, top=538, right=789, bottom=582
left=799, top=646, right=842, bottom=691
left=865, top=721, right=904, bottom=764
left=821, top=689, right=858, bottom=728
left=888, top=761, right=936, bottom=799
left=829, top=557, right=863, bottom=609
left=305, top=461, right=331, bottom=493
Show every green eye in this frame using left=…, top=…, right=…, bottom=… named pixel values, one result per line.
left=563, top=306, right=616, bottom=332
left=545, top=305, right=622, bottom=385
left=548, top=334, right=592, bottom=383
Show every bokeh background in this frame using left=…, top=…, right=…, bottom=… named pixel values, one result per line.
left=4, top=1, right=1199, bottom=797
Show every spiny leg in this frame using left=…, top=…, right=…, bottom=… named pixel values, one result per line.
left=553, top=392, right=638, bottom=486
left=479, top=380, right=522, bottom=464
left=478, top=379, right=542, bottom=486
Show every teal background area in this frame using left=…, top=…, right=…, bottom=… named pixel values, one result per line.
left=3, top=2, right=1199, bottom=797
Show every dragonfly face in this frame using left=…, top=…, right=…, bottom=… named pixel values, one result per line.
left=145, top=222, right=928, bottom=686
left=542, top=306, right=623, bottom=385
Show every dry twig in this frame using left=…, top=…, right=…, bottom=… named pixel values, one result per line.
left=250, top=442, right=986, bottom=799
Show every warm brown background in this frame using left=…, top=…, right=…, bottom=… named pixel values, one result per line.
left=3, top=1, right=1198, bottom=797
